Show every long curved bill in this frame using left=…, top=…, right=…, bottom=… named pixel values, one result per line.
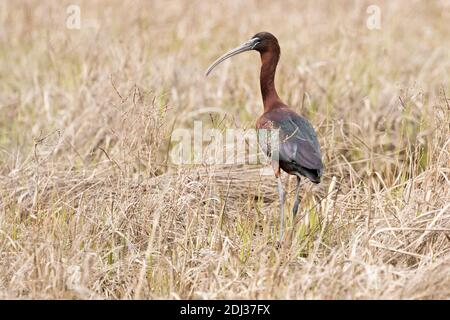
left=205, top=37, right=260, bottom=76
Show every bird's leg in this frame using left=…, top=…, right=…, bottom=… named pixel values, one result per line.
left=277, top=175, right=286, bottom=241
left=292, top=176, right=301, bottom=216
left=273, top=161, right=286, bottom=241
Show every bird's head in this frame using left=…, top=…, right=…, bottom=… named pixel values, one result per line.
left=205, top=32, right=280, bottom=76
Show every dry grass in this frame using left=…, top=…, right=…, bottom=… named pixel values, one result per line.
left=0, top=0, right=449, bottom=299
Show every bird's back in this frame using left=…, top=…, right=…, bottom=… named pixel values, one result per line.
left=256, top=107, right=324, bottom=182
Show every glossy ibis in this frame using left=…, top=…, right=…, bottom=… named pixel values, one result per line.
left=205, top=32, right=324, bottom=240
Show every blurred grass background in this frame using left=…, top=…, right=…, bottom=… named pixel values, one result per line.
left=0, top=0, right=449, bottom=299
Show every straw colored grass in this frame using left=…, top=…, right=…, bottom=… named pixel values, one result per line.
left=0, top=0, right=449, bottom=299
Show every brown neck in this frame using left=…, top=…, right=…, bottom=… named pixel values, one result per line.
left=260, top=48, right=282, bottom=112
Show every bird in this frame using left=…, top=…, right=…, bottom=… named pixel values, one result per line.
left=205, top=32, right=324, bottom=241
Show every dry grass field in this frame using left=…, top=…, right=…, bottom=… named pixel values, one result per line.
left=0, top=0, right=449, bottom=299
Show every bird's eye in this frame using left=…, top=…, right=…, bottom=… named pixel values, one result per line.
left=251, top=38, right=261, bottom=49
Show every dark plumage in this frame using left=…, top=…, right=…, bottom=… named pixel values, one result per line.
left=206, top=31, right=324, bottom=241
left=257, top=107, right=323, bottom=183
